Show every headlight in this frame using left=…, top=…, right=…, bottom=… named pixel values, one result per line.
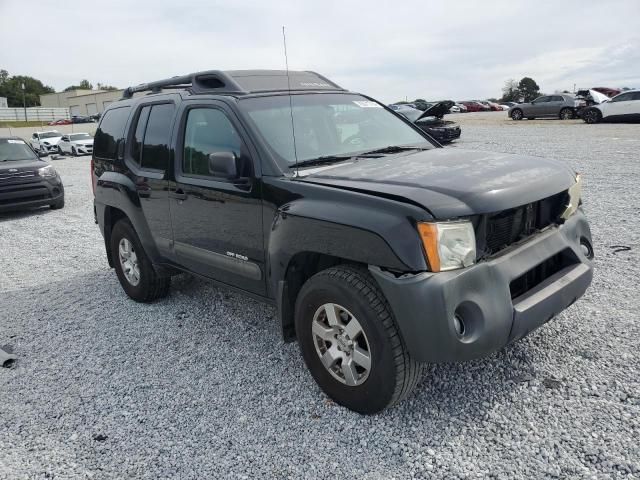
left=38, top=165, right=57, bottom=178
left=560, top=173, right=582, bottom=220
left=417, top=220, right=476, bottom=272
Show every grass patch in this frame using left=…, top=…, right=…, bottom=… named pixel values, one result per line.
left=0, top=121, right=53, bottom=128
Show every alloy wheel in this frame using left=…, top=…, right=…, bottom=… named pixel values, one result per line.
left=118, top=238, right=141, bottom=286
left=311, top=303, right=372, bottom=386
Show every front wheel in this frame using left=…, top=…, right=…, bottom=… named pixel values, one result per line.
left=583, top=109, right=602, bottom=124
left=510, top=109, right=523, bottom=120
left=71, top=146, right=77, bottom=156
left=110, top=219, right=170, bottom=302
left=295, top=265, right=423, bottom=414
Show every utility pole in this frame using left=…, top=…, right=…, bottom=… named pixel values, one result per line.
left=21, top=82, right=27, bottom=122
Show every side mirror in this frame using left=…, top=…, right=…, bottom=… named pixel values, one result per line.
left=208, top=152, right=238, bottom=178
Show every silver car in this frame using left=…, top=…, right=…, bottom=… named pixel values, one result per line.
left=509, top=94, right=580, bottom=120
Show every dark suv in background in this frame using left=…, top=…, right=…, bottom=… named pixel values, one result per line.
left=0, top=137, right=65, bottom=212
left=92, top=70, right=593, bottom=413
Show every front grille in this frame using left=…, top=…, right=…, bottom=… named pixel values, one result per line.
left=510, top=248, right=579, bottom=300
left=476, top=191, right=568, bottom=257
left=0, top=170, right=37, bottom=183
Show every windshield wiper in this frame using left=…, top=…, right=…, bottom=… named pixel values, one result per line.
left=294, top=155, right=354, bottom=168
left=358, top=145, right=427, bottom=156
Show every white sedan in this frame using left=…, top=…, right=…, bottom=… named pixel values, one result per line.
left=582, top=90, right=640, bottom=124
left=57, top=133, right=94, bottom=156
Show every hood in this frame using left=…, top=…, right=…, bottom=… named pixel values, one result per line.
left=589, top=89, right=610, bottom=104
left=41, top=136, right=62, bottom=145
left=71, top=138, right=94, bottom=145
left=416, top=101, right=454, bottom=120
left=0, top=159, right=46, bottom=172
left=298, top=148, right=575, bottom=218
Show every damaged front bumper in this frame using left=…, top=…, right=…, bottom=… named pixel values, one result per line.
left=370, top=209, right=593, bottom=363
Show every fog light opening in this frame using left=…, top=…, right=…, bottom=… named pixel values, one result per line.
left=579, top=238, right=594, bottom=260
left=453, top=314, right=466, bottom=337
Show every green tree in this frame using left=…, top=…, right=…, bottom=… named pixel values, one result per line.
left=501, top=78, right=520, bottom=102
left=518, top=77, right=540, bottom=102
left=96, top=82, right=119, bottom=91
left=64, top=79, right=93, bottom=91
left=0, top=70, right=54, bottom=107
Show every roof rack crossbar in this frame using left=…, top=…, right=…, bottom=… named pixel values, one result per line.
left=122, top=71, right=247, bottom=99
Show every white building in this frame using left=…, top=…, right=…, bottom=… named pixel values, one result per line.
left=40, top=89, right=124, bottom=116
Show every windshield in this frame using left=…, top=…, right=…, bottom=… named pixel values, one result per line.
left=70, top=133, right=92, bottom=141
left=239, top=93, right=431, bottom=167
left=40, top=131, right=61, bottom=139
left=0, top=139, right=38, bottom=162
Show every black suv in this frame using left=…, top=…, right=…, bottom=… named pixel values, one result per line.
left=0, top=137, right=65, bottom=212
left=92, top=70, right=593, bottom=413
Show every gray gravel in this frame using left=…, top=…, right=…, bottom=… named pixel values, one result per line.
left=1, top=116, right=639, bottom=479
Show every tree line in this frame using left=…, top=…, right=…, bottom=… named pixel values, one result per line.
left=0, top=69, right=119, bottom=108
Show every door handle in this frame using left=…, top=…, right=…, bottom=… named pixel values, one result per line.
left=169, top=189, right=188, bottom=200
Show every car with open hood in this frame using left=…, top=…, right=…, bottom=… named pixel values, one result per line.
left=0, top=136, right=65, bottom=212
left=92, top=69, right=593, bottom=414
left=393, top=102, right=461, bottom=143
left=581, top=90, right=640, bottom=124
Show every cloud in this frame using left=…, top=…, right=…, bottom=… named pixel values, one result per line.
left=1, top=0, right=638, bottom=102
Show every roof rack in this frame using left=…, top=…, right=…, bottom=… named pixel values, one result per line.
left=121, top=70, right=247, bottom=99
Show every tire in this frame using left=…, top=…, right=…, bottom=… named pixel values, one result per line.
left=559, top=108, right=574, bottom=120
left=57, top=145, right=64, bottom=155
left=71, top=146, right=77, bottom=156
left=510, top=109, right=523, bottom=120
left=110, top=218, right=170, bottom=302
left=583, top=108, right=602, bottom=124
left=295, top=265, right=423, bottom=414
left=50, top=196, right=65, bottom=209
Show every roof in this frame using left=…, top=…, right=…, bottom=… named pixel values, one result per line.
left=121, top=69, right=345, bottom=99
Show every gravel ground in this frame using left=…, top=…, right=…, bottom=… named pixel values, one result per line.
left=1, top=115, right=639, bottom=479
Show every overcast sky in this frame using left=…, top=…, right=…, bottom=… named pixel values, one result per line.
left=1, top=0, right=638, bottom=103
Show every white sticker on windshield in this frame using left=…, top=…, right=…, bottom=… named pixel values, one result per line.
left=7, top=139, right=25, bottom=144
left=353, top=101, right=382, bottom=108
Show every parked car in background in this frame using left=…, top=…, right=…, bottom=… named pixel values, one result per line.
left=508, top=94, right=580, bottom=120
left=89, top=113, right=102, bottom=122
left=449, top=104, right=462, bottom=113
left=459, top=101, right=489, bottom=112
left=454, top=102, right=468, bottom=113
left=394, top=102, right=461, bottom=143
left=581, top=90, right=640, bottom=124
left=71, top=115, right=94, bottom=124
left=57, top=132, right=94, bottom=156
left=48, top=118, right=72, bottom=126
left=0, top=136, right=64, bottom=211
left=478, top=101, right=502, bottom=111
left=29, top=130, right=62, bottom=154
left=500, top=102, right=517, bottom=109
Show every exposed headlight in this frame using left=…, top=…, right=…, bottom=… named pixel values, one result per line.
left=417, top=220, right=476, bottom=272
left=560, top=173, right=582, bottom=220
left=38, top=165, right=57, bottom=178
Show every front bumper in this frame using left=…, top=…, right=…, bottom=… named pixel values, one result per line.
left=74, top=144, right=93, bottom=155
left=0, top=177, right=64, bottom=212
left=370, top=210, right=593, bottom=363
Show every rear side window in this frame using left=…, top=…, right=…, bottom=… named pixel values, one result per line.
left=131, top=106, right=151, bottom=165
left=140, top=103, right=175, bottom=170
left=550, top=96, right=564, bottom=102
left=93, top=107, right=131, bottom=160
left=631, top=92, right=640, bottom=101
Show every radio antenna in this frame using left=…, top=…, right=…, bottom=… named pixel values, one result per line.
left=282, top=26, right=299, bottom=174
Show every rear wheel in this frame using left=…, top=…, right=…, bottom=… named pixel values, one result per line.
left=559, top=108, right=574, bottom=120
left=510, top=109, right=523, bottom=120
left=110, top=219, right=170, bottom=302
left=583, top=109, right=602, bottom=124
left=295, top=265, right=423, bottom=414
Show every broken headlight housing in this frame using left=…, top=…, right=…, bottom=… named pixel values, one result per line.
left=417, top=221, right=476, bottom=272
left=560, top=173, right=582, bottom=220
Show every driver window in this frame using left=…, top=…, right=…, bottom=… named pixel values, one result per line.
left=612, top=93, right=631, bottom=102
left=183, top=108, right=243, bottom=177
